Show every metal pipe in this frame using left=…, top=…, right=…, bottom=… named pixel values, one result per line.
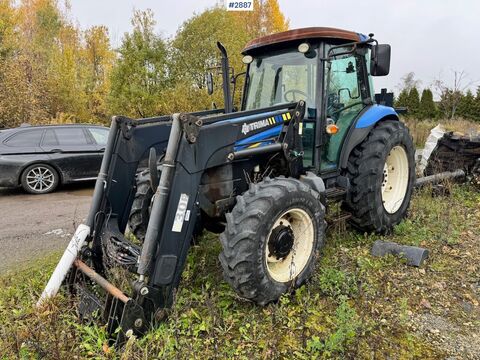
left=415, top=169, right=465, bottom=188
left=233, top=143, right=282, bottom=159
left=137, top=114, right=183, bottom=276
left=74, top=259, right=130, bottom=303
left=86, top=117, right=120, bottom=228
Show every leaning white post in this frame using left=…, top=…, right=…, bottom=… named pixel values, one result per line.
left=36, top=225, right=90, bottom=306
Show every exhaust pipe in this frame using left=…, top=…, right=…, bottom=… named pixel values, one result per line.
left=217, top=42, right=232, bottom=114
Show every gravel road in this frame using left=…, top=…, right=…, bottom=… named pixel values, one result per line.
left=0, top=184, right=93, bottom=273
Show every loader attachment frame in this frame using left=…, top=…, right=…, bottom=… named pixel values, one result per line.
left=50, top=100, right=305, bottom=344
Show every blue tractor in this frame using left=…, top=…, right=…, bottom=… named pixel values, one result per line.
left=40, top=27, right=415, bottom=343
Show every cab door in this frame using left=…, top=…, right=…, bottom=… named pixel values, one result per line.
left=321, top=49, right=368, bottom=171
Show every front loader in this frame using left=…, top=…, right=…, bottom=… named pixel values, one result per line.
left=38, top=27, right=416, bottom=344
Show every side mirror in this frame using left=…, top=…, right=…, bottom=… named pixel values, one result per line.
left=206, top=72, right=214, bottom=95
left=370, top=44, right=391, bottom=76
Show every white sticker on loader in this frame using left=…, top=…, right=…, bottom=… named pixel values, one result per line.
left=172, top=193, right=189, bottom=233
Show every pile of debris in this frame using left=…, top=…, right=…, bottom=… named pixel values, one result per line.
left=375, top=124, right=480, bottom=267
left=418, top=125, right=480, bottom=187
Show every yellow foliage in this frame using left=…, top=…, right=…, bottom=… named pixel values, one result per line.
left=0, top=0, right=290, bottom=127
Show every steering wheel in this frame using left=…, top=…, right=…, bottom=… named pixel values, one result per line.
left=284, top=89, right=308, bottom=102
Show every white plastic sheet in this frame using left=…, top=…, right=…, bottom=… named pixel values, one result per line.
left=419, top=125, right=445, bottom=175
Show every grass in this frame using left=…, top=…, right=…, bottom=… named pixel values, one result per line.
left=403, top=117, right=480, bottom=148
left=1, top=184, right=479, bottom=359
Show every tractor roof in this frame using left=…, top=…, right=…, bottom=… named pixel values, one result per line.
left=243, top=27, right=364, bottom=54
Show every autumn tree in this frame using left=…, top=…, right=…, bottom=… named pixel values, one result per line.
left=232, top=0, right=289, bottom=38
left=168, top=2, right=289, bottom=113
left=0, top=0, right=116, bottom=127
left=83, top=26, right=114, bottom=121
left=109, top=10, right=169, bottom=118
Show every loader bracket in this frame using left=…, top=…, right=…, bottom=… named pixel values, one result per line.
left=114, top=299, right=148, bottom=345
left=116, top=116, right=136, bottom=140
left=180, top=113, right=202, bottom=143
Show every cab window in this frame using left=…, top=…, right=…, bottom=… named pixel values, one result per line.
left=244, top=48, right=317, bottom=111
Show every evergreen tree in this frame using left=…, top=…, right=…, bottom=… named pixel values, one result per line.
left=394, top=89, right=409, bottom=108
left=473, top=87, right=480, bottom=122
left=457, top=90, right=476, bottom=121
left=419, top=88, right=437, bottom=119
left=407, top=87, right=420, bottom=117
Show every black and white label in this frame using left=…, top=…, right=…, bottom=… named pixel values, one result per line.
left=172, top=193, right=189, bottom=233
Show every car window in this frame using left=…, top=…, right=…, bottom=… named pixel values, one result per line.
left=54, top=128, right=89, bottom=146
left=42, top=129, right=59, bottom=146
left=4, top=129, right=44, bottom=147
left=88, top=128, right=109, bottom=146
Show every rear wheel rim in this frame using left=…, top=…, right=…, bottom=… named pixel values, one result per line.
left=26, top=166, right=55, bottom=192
left=382, top=146, right=409, bottom=213
left=265, top=208, right=314, bottom=283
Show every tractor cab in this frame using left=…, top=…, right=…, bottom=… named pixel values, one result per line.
left=239, top=27, right=391, bottom=173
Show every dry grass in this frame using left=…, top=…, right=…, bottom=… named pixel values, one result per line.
left=403, top=117, right=480, bottom=148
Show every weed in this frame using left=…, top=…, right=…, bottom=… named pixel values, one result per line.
left=1, top=185, right=478, bottom=358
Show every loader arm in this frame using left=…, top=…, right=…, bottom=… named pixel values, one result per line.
left=41, top=101, right=305, bottom=344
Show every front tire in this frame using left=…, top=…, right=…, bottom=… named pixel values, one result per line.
left=219, top=177, right=325, bottom=305
left=128, top=170, right=154, bottom=241
left=344, top=120, right=415, bottom=233
left=21, top=164, right=59, bottom=194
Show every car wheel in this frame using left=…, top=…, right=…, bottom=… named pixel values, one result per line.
left=21, top=164, right=59, bottom=194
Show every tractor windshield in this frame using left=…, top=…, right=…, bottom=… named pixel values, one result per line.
left=244, top=48, right=317, bottom=111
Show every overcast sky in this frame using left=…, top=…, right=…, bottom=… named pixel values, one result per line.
left=69, top=0, right=479, bottom=95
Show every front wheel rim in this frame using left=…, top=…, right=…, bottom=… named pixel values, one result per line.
left=26, top=166, right=55, bottom=192
left=381, top=146, right=409, bottom=214
left=265, top=208, right=315, bottom=283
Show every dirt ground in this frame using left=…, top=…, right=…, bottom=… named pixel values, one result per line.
left=0, top=184, right=92, bottom=273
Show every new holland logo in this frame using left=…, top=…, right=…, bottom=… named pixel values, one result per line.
left=241, top=119, right=270, bottom=135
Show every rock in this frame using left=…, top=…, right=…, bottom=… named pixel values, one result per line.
left=420, top=298, right=432, bottom=309
left=461, top=301, right=473, bottom=314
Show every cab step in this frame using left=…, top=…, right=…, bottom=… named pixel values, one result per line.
left=325, top=187, right=347, bottom=199
left=326, top=211, right=352, bottom=223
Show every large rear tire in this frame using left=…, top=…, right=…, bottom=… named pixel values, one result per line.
left=219, top=177, right=325, bottom=305
left=344, top=120, right=415, bottom=233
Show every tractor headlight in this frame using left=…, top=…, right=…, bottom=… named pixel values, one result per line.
left=298, top=42, right=310, bottom=53
left=242, top=55, right=253, bottom=64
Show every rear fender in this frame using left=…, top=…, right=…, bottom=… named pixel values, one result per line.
left=339, top=105, right=399, bottom=169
